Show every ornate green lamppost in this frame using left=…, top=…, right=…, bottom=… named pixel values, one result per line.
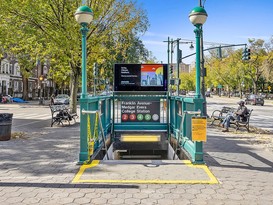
left=75, top=5, right=93, bottom=163
left=75, top=5, right=93, bottom=99
left=189, top=7, right=207, bottom=98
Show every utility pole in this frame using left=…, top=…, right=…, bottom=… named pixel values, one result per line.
left=93, top=62, right=98, bottom=96
left=170, top=39, right=174, bottom=95
left=163, top=37, right=173, bottom=96
left=176, top=38, right=181, bottom=95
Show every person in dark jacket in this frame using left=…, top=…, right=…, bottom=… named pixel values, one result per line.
left=222, top=101, right=248, bottom=132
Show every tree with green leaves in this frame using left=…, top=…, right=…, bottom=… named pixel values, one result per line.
left=0, top=0, right=151, bottom=112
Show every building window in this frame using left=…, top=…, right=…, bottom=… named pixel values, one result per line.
left=14, top=63, right=20, bottom=76
left=14, top=81, right=18, bottom=92
left=5, top=63, right=9, bottom=74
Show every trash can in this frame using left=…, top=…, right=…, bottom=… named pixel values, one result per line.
left=0, top=113, right=13, bottom=141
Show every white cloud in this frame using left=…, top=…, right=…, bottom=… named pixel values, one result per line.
left=143, top=32, right=177, bottom=39
left=142, top=40, right=165, bottom=46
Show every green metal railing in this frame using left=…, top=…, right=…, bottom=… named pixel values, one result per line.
left=78, top=94, right=205, bottom=164
left=79, top=95, right=112, bottom=164
left=169, top=96, right=204, bottom=163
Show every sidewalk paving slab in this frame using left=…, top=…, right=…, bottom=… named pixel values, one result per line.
left=1, top=121, right=273, bottom=204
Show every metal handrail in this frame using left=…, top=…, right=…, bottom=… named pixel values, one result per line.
left=81, top=109, right=109, bottom=159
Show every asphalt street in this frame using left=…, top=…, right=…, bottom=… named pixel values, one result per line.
left=206, top=96, right=273, bottom=132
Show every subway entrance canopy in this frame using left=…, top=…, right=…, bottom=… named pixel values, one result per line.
left=76, top=63, right=210, bottom=183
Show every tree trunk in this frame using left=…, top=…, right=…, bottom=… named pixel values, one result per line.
left=22, top=75, right=29, bottom=101
left=69, top=63, right=80, bottom=114
left=253, top=80, right=257, bottom=94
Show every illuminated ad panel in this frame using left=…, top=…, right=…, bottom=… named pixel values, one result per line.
left=114, top=64, right=167, bottom=92
left=141, top=64, right=164, bottom=87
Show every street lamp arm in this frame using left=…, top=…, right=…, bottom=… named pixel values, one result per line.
left=181, top=43, right=248, bottom=60
left=204, top=43, right=247, bottom=51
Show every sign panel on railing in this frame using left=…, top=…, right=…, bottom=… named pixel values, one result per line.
left=191, top=117, right=207, bottom=142
left=121, top=100, right=160, bottom=122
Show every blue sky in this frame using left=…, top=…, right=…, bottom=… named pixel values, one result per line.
left=136, top=0, right=273, bottom=64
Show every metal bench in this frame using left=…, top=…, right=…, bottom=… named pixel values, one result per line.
left=230, top=109, right=253, bottom=132
left=211, top=107, right=253, bottom=132
left=49, top=105, right=77, bottom=127
left=210, top=106, right=235, bottom=125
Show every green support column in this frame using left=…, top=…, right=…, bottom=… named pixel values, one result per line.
left=194, top=26, right=201, bottom=99
left=81, top=25, right=89, bottom=99
left=194, top=98, right=204, bottom=163
left=79, top=25, right=89, bottom=163
left=79, top=100, right=88, bottom=163
left=188, top=6, right=208, bottom=164
left=75, top=5, right=93, bottom=164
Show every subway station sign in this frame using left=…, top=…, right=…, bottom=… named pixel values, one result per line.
left=121, top=100, right=160, bottom=122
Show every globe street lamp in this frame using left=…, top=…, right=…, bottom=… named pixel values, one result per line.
left=189, top=7, right=207, bottom=98
left=75, top=5, right=93, bottom=163
left=75, top=5, right=93, bottom=99
left=39, top=75, right=45, bottom=105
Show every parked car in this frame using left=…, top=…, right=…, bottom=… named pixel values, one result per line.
left=245, top=94, right=264, bottom=106
left=100, top=91, right=113, bottom=96
left=205, top=91, right=211, bottom=97
left=53, top=94, right=70, bottom=105
left=186, top=91, right=195, bottom=97
left=76, top=93, right=81, bottom=101
left=179, top=90, right=186, bottom=95
left=1, top=94, right=13, bottom=103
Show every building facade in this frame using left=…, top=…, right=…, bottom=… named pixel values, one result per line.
left=0, top=56, right=54, bottom=99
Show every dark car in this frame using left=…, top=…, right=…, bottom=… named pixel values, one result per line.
left=245, top=94, right=264, bottom=106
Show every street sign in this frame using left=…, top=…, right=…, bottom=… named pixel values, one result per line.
left=121, top=100, right=160, bottom=122
left=192, top=117, right=207, bottom=142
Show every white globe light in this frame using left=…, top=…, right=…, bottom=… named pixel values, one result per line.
left=189, top=7, right=208, bottom=26
left=75, top=6, right=93, bottom=24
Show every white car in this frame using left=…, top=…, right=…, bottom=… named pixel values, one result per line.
left=53, top=94, right=70, bottom=105
left=186, top=91, right=195, bottom=97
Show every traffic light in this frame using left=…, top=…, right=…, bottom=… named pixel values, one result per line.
left=217, top=46, right=222, bottom=58
left=242, top=48, right=251, bottom=60
left=246, top=48, right=251, bottom=60
left=93, top=62, right=98, bottom=77
left=170, top=65, right=173, bottom=74
left=201, top=67, right=207, bottom=77
left=178, top=49, right=182, bottom=63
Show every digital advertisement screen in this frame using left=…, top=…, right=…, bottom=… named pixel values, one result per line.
left=114, top=64, right=168, bottom=92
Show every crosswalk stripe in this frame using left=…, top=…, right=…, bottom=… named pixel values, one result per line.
left=13, top=114, right=51, bottom=120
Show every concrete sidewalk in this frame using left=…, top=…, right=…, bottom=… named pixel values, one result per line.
left=1, top=123, right=273, bottom=204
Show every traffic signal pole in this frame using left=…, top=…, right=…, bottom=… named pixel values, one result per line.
left=93, top=62, right=98, bottom=96
left=176, top=38, right=181, bottom=95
